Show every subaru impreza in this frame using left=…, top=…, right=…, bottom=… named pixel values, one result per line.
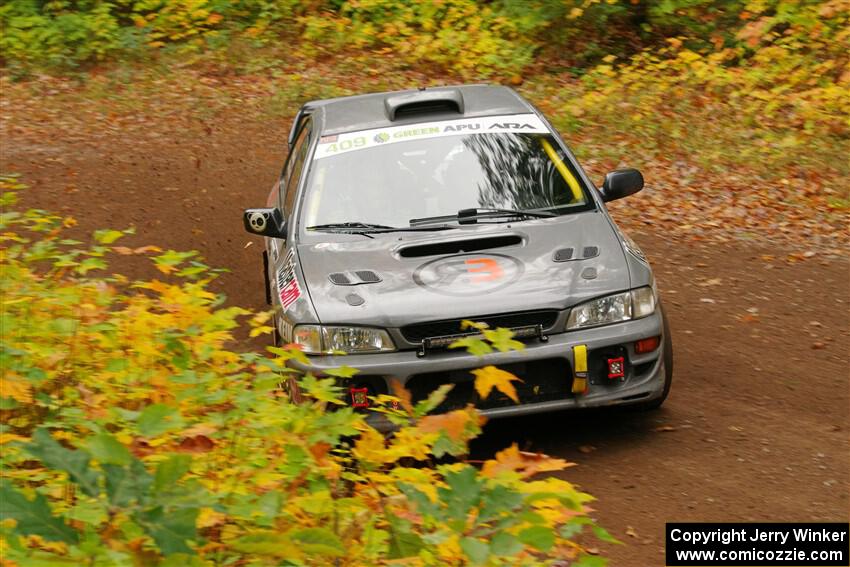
left=243, top=85, right=673, bottom=423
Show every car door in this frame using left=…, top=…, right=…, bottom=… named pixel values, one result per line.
left=266, top=119, right=312, bottom=313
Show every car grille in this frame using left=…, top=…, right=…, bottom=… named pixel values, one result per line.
left=406, top=358, right=573, bottom=412
left=400, top=310, right=559, bottom=343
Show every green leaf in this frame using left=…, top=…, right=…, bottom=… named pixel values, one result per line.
left=592, top=524, right=621, bottom=544
left=136, top=404, right=183, bottom=437
left=323, top=365, right=359, bottom=378
left=483, top=327, right=525, bottom=352
left=76, top=257, right=107, bottom=274
left=93, top=229, right=124, bottom=244
left=573, top=554, right=609, bottom=567
left=439, top=466, right=481, bottom=522
left=414, top=383, right=454, bottom=417
left=0, top=483, right=79, bottom=543
left=460, top=536, right=489, bottom=564
left=104, top=459, right=152, bottom=507
left=490, top=531, right=522, bottom=556
left=232, top=531, right=295, bottom=557
left=65, top=498, right=108, bottom=526
left=448, top=336, right=493, bottom=356
left=86, top=433, right=131, bottom=465
left=290, top=527, right=345, bottom=557
left=25, top=429, right=101, bottom=497
left=136, top=506, right=198, bottom=555
left=387, top=529, right=424, bottom=559
left=518, top=525, right=555, bottom=551
left=154, top=454, right=192, bottom=493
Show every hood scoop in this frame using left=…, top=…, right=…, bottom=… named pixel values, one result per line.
left=329, top=270, right=382, bottom=286
left=399, top=234, right=522, bottom=258
left=553, top=246, right=600, bottom=262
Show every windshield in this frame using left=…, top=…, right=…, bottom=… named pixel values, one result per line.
left=301, top=114, right=592, bottom=230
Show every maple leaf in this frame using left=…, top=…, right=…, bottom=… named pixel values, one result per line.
left=418, top=409, right=473, bottom=442
left=471, top=366, right=522, bottom=403
left=352, top=426, right=390, bottom=465
left=483, top=327, right=525, bottom=352
left=482, top=444, right=572, bottom=478
left=389, top=378, right=414, bottom=415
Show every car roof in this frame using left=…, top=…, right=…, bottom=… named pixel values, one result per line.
left=297, top=84, right=535, bottom=139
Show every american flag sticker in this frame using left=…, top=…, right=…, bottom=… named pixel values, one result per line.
left=277, top=249, right=301, bottom=310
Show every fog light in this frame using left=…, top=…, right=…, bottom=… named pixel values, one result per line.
left=635, top=336, right=660, bottom=354
left=607, top=356, right=625, bottom=379
left=349, top=387, right=369, bottom=408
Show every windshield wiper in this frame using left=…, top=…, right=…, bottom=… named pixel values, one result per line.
left=306, top=222, right=453, bottom=235
left=410, top=207, right=556, bottom=227
left=307, top=222, right=397, bottom=231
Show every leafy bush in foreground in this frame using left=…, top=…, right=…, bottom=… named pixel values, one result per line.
left=0, top=175, right=613, bottom=566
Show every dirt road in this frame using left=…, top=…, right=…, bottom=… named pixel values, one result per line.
left=3, top=95, right=848, bottom=566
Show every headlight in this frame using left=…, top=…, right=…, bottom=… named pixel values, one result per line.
left=566, top=287, right=656, bottom=330
left=292, top=325, right=396, bottom=355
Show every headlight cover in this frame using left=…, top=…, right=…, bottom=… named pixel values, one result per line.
left=292, top=325, right=396, bottom=355
left=566, top=287, right=656, bottom=330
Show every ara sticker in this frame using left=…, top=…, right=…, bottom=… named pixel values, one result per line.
left=276, top=249, right=301, bottom=310
left=313, top=113, right=548, bottom=160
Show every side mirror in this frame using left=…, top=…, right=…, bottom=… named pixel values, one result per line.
left=600, top=168, right=644, bottom=202
left=243, top=208, right=286, bottom=238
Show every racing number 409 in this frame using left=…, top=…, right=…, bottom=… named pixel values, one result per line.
left=325, top=136, right=366, bottom=153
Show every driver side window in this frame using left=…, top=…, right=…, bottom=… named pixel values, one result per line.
left=280, top=122, right=311, bottom=216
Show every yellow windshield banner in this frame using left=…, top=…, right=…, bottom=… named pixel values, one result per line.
left=540, top=138, right=583, bottom=202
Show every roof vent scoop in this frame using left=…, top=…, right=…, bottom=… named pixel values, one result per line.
left=384, top=88, right=465, bottom=121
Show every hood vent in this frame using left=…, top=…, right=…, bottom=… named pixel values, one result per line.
left=553, top=246, right=600, bottom=262
left=329, top=270, right=382, bottom=286
left=399, top=235, right=522, bottom=258
left=553, top=248, right=574, bottom=262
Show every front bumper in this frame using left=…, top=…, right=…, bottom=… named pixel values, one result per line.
left=289, top=312, right=667, bottom=424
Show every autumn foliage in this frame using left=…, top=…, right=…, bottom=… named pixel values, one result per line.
left=0, top=176, right=615, bottom=564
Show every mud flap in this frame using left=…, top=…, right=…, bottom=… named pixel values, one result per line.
left=572, top=344, right=589, bottom=394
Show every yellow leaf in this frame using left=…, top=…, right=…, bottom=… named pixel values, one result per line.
left=352, top=426, right=389, bottom=464
left=0, top=376, right=31, bottom=403
left=387, top=428, right=438, bottom=461
left=471, top=365, right=522, bottom=403
left=0, top=433, right=28, bottom=445
left=197, top=507, right=226, bottom=528
left=482, top=443, right=572, bottom=478
left=249, top=325, right=274, bottom=338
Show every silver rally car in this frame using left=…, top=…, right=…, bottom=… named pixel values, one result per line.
left=243, top=84, right=673, bottom=421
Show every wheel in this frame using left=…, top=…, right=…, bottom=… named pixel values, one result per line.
left=636, top=302, right=673, bottom=410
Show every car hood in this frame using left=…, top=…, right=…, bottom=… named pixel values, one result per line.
left=297, top=211, right=630, bottom=328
